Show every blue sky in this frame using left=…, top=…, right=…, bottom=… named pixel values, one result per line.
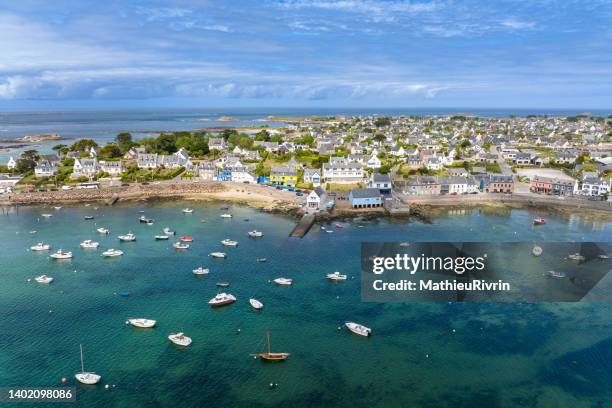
left=0, top=0, right=611, bottom=110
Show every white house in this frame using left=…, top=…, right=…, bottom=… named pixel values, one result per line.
left=73, top=158, right=99, bottom=178
left=576, top=178, right=611, bottom=196
left=99, top=160, right=125, bottom=176
left=303, top=169, right=321, bottom=187
left=426, top=157, right=443, bottom=171
left=306, top=187, right=327, bottom=211
left=231, top=167, right=257, bottom=184
left=366, top=155, right=382, bottom=169
left=34, top=161, right=57, bottom=177
left=6, top=156, right=17, bottom=170
left=322, top=162, right=365, bottom=184
left=137, top=153, right=159, bottom=169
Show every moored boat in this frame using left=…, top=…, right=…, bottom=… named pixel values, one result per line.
left=30, top=243, right=50, bottom=251
left=547, top=270, right=566, bottom=278
left=118, top=232, right=136, bottom=242
left=216, top=282, right=230, bottom=287
left=326, top=271, right=347, bottom=281
left=101, top=248, right=123, bottom=257
left=345, top=322, right=372, bottom=337
left=97, top=227, right=109, bottom=234
left=251, top=332, right=289, bottom=361
left=249, top=298, right=264, bottom=310
left=75, top=344, right=101, bottom=385
left=163, top=227, right=176, bottom=235
left=533, top=218, right=546, bottom=225
left=126, top=318, right=156, bottom=328
left=154, top=235, right=169, bottom=240
left=139, top=216, right=154, bottom=223
left=220, top=214, right=232, bottom=218
left=182, top=208, right=193, bottom=214
left=168, top=332, right=192, bottom=347
left=208, top=292, right=236, bottom=307
left=568, top=253, right=585, bottom=261
left=173, top=242, right=190, bottom=249
left=273, top=277, right=293, bottom=286
left=35, top=275, right=54, bottom=284
left=179, top=236, right=193, bottom=242
left=41, top=213, right=53, bottom=218
left=221, top=239, right=238, bottom=247
left=257, top=258, right=267, bottom=263
left=209, top=252, right=227, bottom=258
left=192, top=267, right=209, bottom=275
left=50, top=250, right=72, bottom=259
left=248, top=230, right=263, bottom=238
left=84, top=216, right=94, bottom=220
left=80, top=240, right=100, bottom=249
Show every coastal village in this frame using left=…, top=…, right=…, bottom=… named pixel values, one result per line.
left=1, top=114, right=611, bottom=214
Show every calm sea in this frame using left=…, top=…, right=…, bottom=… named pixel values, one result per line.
left=0, top=203, right=610, bottom=407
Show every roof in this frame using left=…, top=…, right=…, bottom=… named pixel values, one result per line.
left=372, top=173, right=391, bottom=183
left=350, top=188, right=381, bottom=199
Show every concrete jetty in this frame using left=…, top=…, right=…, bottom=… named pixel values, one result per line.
left=289, top=214, right=316, bottom=237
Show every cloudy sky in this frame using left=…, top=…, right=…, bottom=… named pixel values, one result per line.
left=0, top=0, right=611, bottom=110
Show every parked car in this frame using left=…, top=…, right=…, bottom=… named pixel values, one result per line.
left=61, top=185, right=73, bottom=190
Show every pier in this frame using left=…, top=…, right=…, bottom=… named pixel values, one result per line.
left=107, top=193, right=120, bottom=206
left=289, top=214, right=316, bottom=238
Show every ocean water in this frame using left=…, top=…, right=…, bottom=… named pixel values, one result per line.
left=0, top=203, right=610, bottom=407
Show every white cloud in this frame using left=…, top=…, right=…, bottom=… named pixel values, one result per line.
left=501, top=19, right=536, bottom=30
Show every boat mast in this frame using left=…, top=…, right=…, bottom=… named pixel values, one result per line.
left=79, top=344, right=84, bottom=373
left=267, top=332, right=271, bottom=354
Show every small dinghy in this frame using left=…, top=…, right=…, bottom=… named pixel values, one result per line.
left=80, top=240, right=99, bottom=249
left=273, top=277, right=293, bottom=286
left=41, top=213, right=53, bottom=218
left=568, top=253, right=585, bottom=261
left=192, top=267, right=209, bottom=275
left=163, top=227, right=176, bottom=236
left=97, top=227, right=109, bottom=234
left=598, top=254, right=609, bottom=260
left=30, top=243, right=50, bottom=251
left=50, top=250, right=73, bottom=259
left=35, top=275, right=54, bottom=284
left=84, top=216, right=95, bottom=220
left=118, top=291, right=130, bottom=297
left=345, top=322, right=372, bottom=337
left=173, top=242, right=190, bottom=250
left=216, top=282, right=230, bottom=288
left=209, top=252, right=227, bottom=258
left=547, top=270, right=566, bottom=278
left=220, top=214, right=232, bottom=218
left=154, top=235, right=169, bottom=240
left=533, top=218, right=546, bottom=225
left=221, top=239, right=238, bottom=247
left=75, top=345, right=101, bottom=385
left=179, top=236, right=193, bottom=242
left=249, top=298, right=264, bottom=310
left=126, top=318, right=156, bottom=328
left=101, top=249, right=123, bottom=257
left=168, top=332, right=192, bottom=347
left=182, top=208, right=193, bottom=214
left=248, top=230, right=263, bottom=238
left=326, top=271, right=347, bottom=281
left=257, top=258, right=267, bottom=263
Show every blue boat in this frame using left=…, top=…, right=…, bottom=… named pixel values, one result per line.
left=118, top=291, right=130, bottom=297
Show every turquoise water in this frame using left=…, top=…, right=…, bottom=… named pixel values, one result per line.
left=0, top=203, right=610, bottom=407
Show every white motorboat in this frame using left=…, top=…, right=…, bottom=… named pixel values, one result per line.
left=209, top=252, right=227, bottom=258
left=154, top=235, right=169, bottom=240
left=75, top=344, right=101, bottom=385
left=273, top=278, right=293, bottom=286
left=547, top=270, right=567, bottom=278
left=96, top=227, right=109, bottom=234
left=208, top=292, right=236, bottom=307
left=80, top=240, right=99, bottom=249
left=220, top=214, right=232, bottom=218
left=163, top=227, right=176, bottom=235
left=30, top=243, right=50, bottom=251
left=249, top=298, right=264, bottom=310
left=168, top=332, right=192, bottom=347
left=118, top=233, right=136, bottom=242
left=54, top=206, right=62, bottom=211
left=326, top=271, right=347, bottom=281
left=568, top=253, right=585, bottom=261
left=35, top=275, right=54, bottom=284
left=345, top=322, right=372, bottom=337
left=192, top=267, right=209, bottom=275
left=50, top=250, right=72, bottom=259
left=101, top=249, right=123, bottom=257
left=41, top=213, right=53, bottom=218
left=221, top=239, right=238, bottom=247
left=173, top=242, right=190, bottom=249
left=126, top=318, right=156, bottom=328
left=182, top=208, right=193, bottom=214
left=248, top=230, right=263, bottom=238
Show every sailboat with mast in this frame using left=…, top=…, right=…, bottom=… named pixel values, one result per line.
left=75, top=344, right=101, bottom=385
left=251, top=332, right=289, bottom=361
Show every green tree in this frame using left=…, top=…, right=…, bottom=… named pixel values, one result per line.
left=255, top=130, right=271, bottom=141
left=16, top=149, right=39, bottom=173
left=157, top=133, right=177, bottom=154
left=116, top=132, right=133, bottom=153
left=99, top=144, right=122, bottom=159
left=70, top=139, right=98, bottom=152
left=374, top=117, right=391, bottom=127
